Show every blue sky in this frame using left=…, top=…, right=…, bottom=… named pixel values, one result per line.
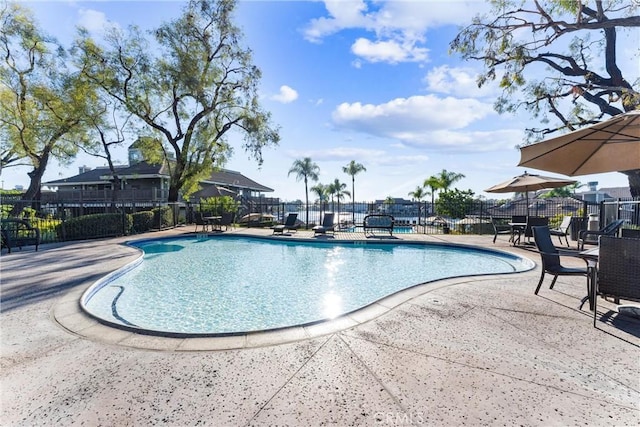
left=4, top=0, right=635, bottom=201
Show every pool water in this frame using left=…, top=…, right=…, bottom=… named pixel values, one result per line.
left=82, top=236, right=533, bottom=335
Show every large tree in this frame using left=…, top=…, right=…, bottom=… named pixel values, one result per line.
left=75, top=0, right=280, bottom=202
left=0, top=3, right=97, bottom=201
left=451, top=0, right=640, bottom=195
left=288, top=157, right=319, bottom=228
left=342, top=160, right=366, bottom=225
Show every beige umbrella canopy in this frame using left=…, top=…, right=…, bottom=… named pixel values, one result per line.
left=518, top=110, right=640, bottom=176
left=485, top=172, right=576, bottom=216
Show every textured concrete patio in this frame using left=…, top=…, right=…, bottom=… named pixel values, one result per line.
left=1, top=227, right=638, bottom=426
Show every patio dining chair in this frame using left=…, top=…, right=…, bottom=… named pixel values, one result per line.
left=593, top=236, right=640, bottom=326
left=490, top=217, right=512, bottom=244
left=532, top=226, right=591, bottom=307
left=549, top=216, right=573, bottom=247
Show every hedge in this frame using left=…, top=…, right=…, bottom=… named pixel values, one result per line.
left=151, top=206, right=174, bottom=229
left=57, top=213, right=132, bottom=240
left=132, top=211, right=154, bottom=234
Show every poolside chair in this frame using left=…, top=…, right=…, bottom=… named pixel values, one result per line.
left=549, top=216, right=572, bottom=247
left=313, top=212, right=335, bottom=236
left=217, top=212, right=235, bottom=232
left=523, top=217, right=549, bottom=244
left=490, top=217, right=511, bottom=244
left=272, top=213, right=299, bottom=235
left=532, top=226, right=591, bottom=307
left=577, top=219, right=625, bottom=250
left=194, top=212, right=209, bottom=232
left=593, top=236, right=640, bottom=326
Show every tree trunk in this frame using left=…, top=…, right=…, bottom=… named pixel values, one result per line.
left=10, top=154, right=48, bottom=216
left=623, top=170, right=640, bottom=199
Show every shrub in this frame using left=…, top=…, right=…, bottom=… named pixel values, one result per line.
left=57, top=213, right=132, bottom=240
left=151, top=206, right=173, bottom=229
left=132, top=211, right=154, bottom=233
left=198, top=196, right=239, bottom=216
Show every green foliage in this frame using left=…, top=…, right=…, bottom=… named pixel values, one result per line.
left=1, top=3, right=100, bottom=200
left=435, top=189, right=476, bottom=219
left=450, top=0, right=639, bottom=143
left=57, top=213, right=132, bottom=240
left=74, top=0, right=280, bottom=202
left=198, top=196, right=239, bottom=215
left=151, top=206, right=174, bottom=229
left=131, top=211, right=154, bottom=233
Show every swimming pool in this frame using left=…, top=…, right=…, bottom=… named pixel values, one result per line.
left=82, top=236, right=533, bottom=336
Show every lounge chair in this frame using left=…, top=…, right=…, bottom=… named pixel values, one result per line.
left=577, top=219, right=625, bottom=250
left=272, top=213, right=299, bottom=235
left=532, top=226, right=591, bottom=307
left=313, top=212, right=335, bottom=236
left=549, top=215, right=572, bottom=247
left=593, top=236, right=640, bottom=326
left=490, top=216, right=511, bottom=244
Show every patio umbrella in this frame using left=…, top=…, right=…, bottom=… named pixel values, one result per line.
left=518, top=110, right=640, bottom=176
left=484, top=172, right=577, bottom=216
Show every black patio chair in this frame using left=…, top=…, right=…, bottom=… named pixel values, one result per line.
left=532, top=226, right=591, bottom=307
left=577, top=219, right=625, bottom=250
left=272, top=213, right=299, bottom=235
left=593, top=236, right=640, bottom=326
left=490, top=217, right=511, bottom=244
left=313, top=212, right=335, bottom=236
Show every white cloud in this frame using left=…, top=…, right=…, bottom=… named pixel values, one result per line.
left=271, top=85, right=299, bottom=104
left=77, top=9, right=118, bottom=35
left=351, top=38, right=428, bottom=64
left=303, top=1, right=486, bottom=64
left=329, top=94, right=524, bottom=153
left=425, top=65, right=498, bottom=98
left=333, top=94, right=493, bottom=131
left=303, top=0, right=371, bottom=43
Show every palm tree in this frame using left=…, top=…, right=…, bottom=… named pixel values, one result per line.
left=288, top=157, right=320, bottom=228
left=332, top=178, right=350, bottom=220
left=408, top=186, right=428, bottom=202
left=408, top=186, right=429, bottom=225
left=423, top=176, right=441, bottom=212
left=436, top=169, right=466, bottom=191
left=342, top=160, right=366, bottom=224
left=327, top=179, right=350, bottom=216
left=310, top=183, right=329, bottom=219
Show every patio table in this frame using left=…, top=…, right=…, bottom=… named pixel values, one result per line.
left=203, top=216, right=222, bottom=231
left=508, top=222, right=527, bottom=246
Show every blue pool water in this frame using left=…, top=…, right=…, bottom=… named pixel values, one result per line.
left=82, top=236, right=533, bottom=335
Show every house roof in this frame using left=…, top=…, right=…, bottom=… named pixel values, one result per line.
left=44, top=163, right=273, bottom=193
left=201, top=169, right=273, bottom=192
left=44, top=167, right=123, bottom=185
left=577, top=186, right=632, bottom=200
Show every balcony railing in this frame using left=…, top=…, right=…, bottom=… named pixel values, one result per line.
left=41, top=188, right=169, bottom=203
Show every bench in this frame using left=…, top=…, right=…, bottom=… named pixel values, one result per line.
left=1, top=218, right=41, bottom=253
left=363, top=214, right=395, bottom=236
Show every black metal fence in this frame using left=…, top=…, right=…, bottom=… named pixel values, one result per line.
left=1, top=195, right=638, bottom=245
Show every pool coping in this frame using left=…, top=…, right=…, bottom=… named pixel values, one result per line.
left=52, top=233, right=536, bottom=351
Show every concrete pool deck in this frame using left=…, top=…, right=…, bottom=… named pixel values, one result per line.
left=1, top=227, right=639, bottom=425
